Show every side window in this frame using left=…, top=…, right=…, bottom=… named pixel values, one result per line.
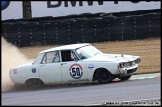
left=61, top=50, right=75, bottom=62
left=33, top=53, right=44, bottom=65
left=42, top=51, right=60, bottom=64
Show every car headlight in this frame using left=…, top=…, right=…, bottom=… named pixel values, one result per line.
left=124, top=62, right=128, bottom=67
left=135, top=58, right=141, bottom=64
left=119, top=63, right=124, bottom=68
left=133, top=60, right=136, bottom=64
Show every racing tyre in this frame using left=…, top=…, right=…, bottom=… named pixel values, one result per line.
left=118, top=75, right=132, bottom=81
left=25, top=79, right=44, bottom=89
left=95, top=69, right=113, bottom=84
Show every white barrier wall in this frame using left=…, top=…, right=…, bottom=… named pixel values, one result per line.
left=1, top=1, right=161, bottom=20
left=31, top=1, right=161, bottom=17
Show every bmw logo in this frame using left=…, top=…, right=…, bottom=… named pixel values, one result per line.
left=1, top=1, right=10, bottom=10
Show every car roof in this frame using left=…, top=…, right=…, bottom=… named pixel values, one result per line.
left=40, top=43, right=91, bottom=54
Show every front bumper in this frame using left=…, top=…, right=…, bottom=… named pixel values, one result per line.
left=118, top=65, right=138, bottom=76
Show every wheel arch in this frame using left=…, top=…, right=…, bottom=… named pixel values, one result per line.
left=25, top=78, right=44, bottom=85
left=92, top=67, right=112, bottom=81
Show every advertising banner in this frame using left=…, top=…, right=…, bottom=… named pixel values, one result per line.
left=31, top=1, right=160, bottom=17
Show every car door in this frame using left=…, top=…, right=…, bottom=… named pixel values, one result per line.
left=39, top=51, right=62, bottom=84
left=60, top=50, right=88, bottom=82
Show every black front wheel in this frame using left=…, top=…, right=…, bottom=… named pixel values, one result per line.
left=95, top=69, right=113, bottom=84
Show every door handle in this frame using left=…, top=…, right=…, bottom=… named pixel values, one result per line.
left=40, top=64, right=45, bottom=67
left=61, top=63, right=67, bottom=65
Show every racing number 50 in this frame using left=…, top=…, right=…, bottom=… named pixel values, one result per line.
left=72, top=67, right=80, bottom=76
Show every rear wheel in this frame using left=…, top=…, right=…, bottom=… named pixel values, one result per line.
left=25, top=79, right=44, bottom=89
left=118, top=75, right=132, bottom=81
left=95, top=68, right=113, bottom=84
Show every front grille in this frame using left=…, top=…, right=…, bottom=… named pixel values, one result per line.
left=127, top=68, right=137, bottom=74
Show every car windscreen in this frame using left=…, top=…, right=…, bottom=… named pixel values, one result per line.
left=75, top=45, right=102, bottom=59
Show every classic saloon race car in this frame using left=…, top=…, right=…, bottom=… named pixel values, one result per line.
left=9, top=43, right=141, bottom=88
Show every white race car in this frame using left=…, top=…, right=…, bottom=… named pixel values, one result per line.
left=9, top=43, right=141, bottom=88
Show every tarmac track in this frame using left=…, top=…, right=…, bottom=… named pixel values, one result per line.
left=2, top=76, right=160, bottom=106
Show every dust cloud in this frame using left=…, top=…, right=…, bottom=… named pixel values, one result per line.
left=1, top=37, right=32, bottom=92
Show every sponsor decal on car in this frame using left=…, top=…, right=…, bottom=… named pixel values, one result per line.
left=69, top=64, right=83, bottom=79
left=88, top=64, right=94, bottom=69
left=32, top=68, right=36, bottom=73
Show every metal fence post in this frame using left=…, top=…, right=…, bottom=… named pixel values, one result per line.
left=23, top=1, right=32, bottom=19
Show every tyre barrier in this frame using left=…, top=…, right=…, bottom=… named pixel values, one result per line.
left=1, top=9, right=160, bottom=47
